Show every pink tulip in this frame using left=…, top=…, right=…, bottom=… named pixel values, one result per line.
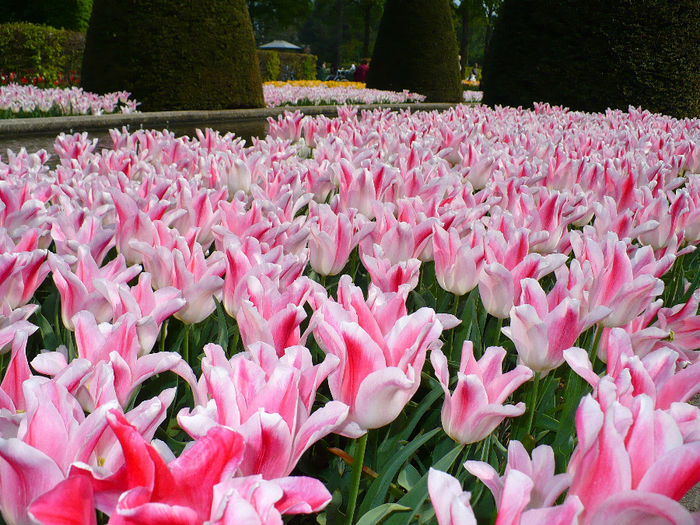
left=361, top=203, right=434, bottom=264
left=29, top=475, right=97, bottom=525
left=478, top=262, right=515, bottom=318
left=178, top=342, right=348, bottom=479
left=479, top=226, right=567, bottom=318
left=313, top=277, right=447, bottom=436
left=308, top=203, right=373, bottom=276
left=428, top=468, right=477, bottom=525
left=567, top=384, right=700, bottom=523
left=502, top=278, right=595, bottom=373
left=464, top=441, right=571, bottom=513
left=655, top=288, right=700, bottom=363
left=208, top=474, right=332, bottom=523
left=235, top=274, right=313, bottom=356
left=334, top=158, right=378, bottom=218
left=50, top=206, right=115, bottom=265
left=0, top=377, right=117, bottom=525
left=48, top=247, right=142, bottom=330
left=94, top=272, right=186, bottom=355
left=361, top=245, right=421, bottom=296
left=31, top=311, right=202, bottom=410
left=432, top=224, right=485, bottom=296
left=0, top=251, right=50, bottom=310
left=432, top=342, right=532, bottom=444
left=570, top=232, right=664, bottom=327
left=82, top=410, right=246, bottom=524
left=132, top=239, right=225, bottom=325
left=564, top=328, right=700, bottom=410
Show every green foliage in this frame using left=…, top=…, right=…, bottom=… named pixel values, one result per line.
left=246, top=0, right=313, bottom=44
left=367, top=0, right=462, bottom=103
left=81, top=0, right=264, bottom=111
left=257, top=50, right=317, bottom=81
left=259, top=50, right=281, bottom=81
left=0, top=0, right=93, bottom=31
left=41, top=0, right=94, bottom=32
left=483, top=0, right=700, bottom=118
left=0, top=22, right=84, bottom=81
left=299, top=0, right=384, bottom=67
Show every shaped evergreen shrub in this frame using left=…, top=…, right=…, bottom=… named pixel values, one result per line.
left=0, top=23, right=84, bottom=80
left=482, top=0, right=700, bottom=118
left=366, top=0, right=461, bottom=103
left=81, top=0, right=264, bottom=111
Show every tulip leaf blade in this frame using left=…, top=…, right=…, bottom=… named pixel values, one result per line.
left=356, top=503, right=411, bottom=525
left=381, top=443, right=464, bottom=525
left=359, top=427, right=441, bottom=516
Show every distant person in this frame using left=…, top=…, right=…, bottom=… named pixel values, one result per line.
left=319, top=62, right=331, bottom=81
left=468, top=64, right=479, bottom=82
left=354, top=58, right=370, bottom=82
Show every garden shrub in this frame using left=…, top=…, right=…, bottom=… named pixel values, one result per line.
left=81, top=0, right=264, bottom=111
left=259, top=51, right=281, bottom=81
left=0, top=22, right=85, bottom=81
left=367, top=0, right=462, bottom=103
left=258, top=51, right=318, bottom=81
left=0, top=0, right=93, bottom=31
left=482, top=0, right=700, bottom=118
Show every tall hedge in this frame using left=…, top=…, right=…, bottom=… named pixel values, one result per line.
left=81, top=0, right=264, bottom=111
left=482, top=0, right=700, bottom=118
left=257, top=51, right=317, bottom=81
left=0, top=23, right=84, bottom=80
left=0, top=0, right=93, bottom=31
left=366, top=0, right=461, bottom=103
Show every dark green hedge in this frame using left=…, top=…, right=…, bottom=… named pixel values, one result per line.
left=367, top=0, right=461, bottom=103
left=0, top=0, right=93, bottom=31
left=257, top=50, right=318, bottom=81
left=483, top=0, right=700, bottom=118
left=0, top=22, right=85, bottom=81
left=81, top=0, right=264, bottom=111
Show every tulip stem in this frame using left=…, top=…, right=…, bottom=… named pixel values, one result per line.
left=159, top=319, right=168, bottom=354
left=589, top=325, right=603, bottom=373
left=183, top=324, right=190, bottom=366
left=524, top=371, right=541, bottom=439
left=345, top=432, right=368, bottom=525
left=493, top=317, right=503, bottom=347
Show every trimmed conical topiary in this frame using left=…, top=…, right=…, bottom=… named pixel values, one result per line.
left=482, top=0, right=700, bottom=118
left=81, top=0, right=264, bottom=111
left=366, top=0, right=462, bottom=103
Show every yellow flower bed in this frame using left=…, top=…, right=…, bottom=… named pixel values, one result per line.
left=264, top=80, right=367, bottom=90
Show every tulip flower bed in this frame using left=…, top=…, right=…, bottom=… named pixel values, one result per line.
left=0, top=102, right=698, bottom=524
left=263, top=81, right=426, bottom=107
left=463, top=90, right=483, bottom=103
left=0, top=84, right=139, bottom=119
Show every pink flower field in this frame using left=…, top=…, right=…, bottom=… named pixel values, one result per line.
left=0, top=102, right=698, bottom=524
left=0, top=85, right=139, bottom=118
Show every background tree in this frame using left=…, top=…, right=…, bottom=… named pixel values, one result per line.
left=482, top=0, right=700, bottom=118
left=300, top=0, right=384, bottom=70
left=452, top=0, right=488, bottom=77
left=246, top=0, right=312, bottom=43
left=367, top=0, right=462, bottom=102
left=0, top=0, right=93, bottom=31
left=81, top=0, right=264, bottom=111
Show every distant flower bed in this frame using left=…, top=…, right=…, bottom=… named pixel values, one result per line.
left=263, top=80, right=425, bottom=107
left=0, top=84, right=140, bottom=119
left=463, top=90, right=483, bottom=103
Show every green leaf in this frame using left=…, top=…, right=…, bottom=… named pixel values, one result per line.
left=359, top=427, right=441, bottom=517
left=213, top=297, right=229, bottom=349
left=382, top=443, right=464, bottom=525
left=356, top=503, right=411, bottom=525
left=397, top=464, right=421, bottom=491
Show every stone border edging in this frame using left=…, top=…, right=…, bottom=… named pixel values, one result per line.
left=0, top=103, right=457, bottom=137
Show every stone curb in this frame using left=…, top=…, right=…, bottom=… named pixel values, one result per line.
left=0, top=103, right=457, bottom=137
